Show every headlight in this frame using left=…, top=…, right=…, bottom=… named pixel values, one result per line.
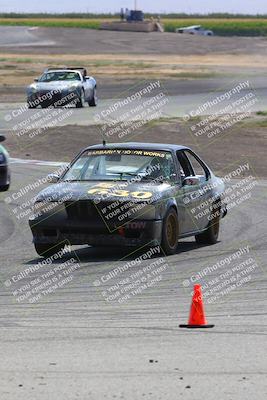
left=33, top=201, right=49, bottom=217
left=33, top=201, right=63, bottom=218
left=68, top=84, right=80, bottom=91
left=29, top=84, right=37, bottom=93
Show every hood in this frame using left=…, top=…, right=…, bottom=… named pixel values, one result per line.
left=28, top=81, right=81, bottom=91
left=36, top=180, right=172, bottom=203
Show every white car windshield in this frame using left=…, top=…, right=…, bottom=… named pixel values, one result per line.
left=62, top=149, right=176, bottom=182
left=39, top=71, right=81, bottom=82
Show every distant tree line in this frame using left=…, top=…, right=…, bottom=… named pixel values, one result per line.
left=0, top=12, right=267, bottom=19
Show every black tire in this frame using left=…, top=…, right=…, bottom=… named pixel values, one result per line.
left=161, top=208, right=179, bottom=255
left=76, top=89, right=85, bottom=108
left=28, top=103, right=36, bottom=109
left=88, top=87, right=98, bottom=107
left=0, top=184, right=9, bottom=192
left=195, top=202, right=220, bottom=245
left=34, top=242, right=66, bottom=258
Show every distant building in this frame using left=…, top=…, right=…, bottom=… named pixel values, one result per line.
left=126, top=10, right=144, bottom=22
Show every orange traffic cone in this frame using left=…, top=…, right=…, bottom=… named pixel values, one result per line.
left=180, top=284, right=214, bottom=328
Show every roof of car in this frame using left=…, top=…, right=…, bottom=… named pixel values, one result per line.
left=86, top=142, right=190, bottom=152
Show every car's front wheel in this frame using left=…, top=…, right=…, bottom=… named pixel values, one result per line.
left=161, top=208, right=179, bottom=255
left=34, top=242, right=67, bottom=258
left=76, top=89, right=85, bottom=108
left=88, top=87, right=98, bottom=107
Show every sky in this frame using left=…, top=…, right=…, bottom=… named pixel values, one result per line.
left=1, top=0, right=267, bottom=15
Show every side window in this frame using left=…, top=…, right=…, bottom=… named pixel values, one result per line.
left=184, top=151, right=209, bottom=180
left=176, top=151, right=194, bottom=180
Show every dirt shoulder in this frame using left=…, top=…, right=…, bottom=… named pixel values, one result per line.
left=1, top=26, right=267, bottom=56
left=5, top=118, right=267, bottom=178
left=1, top=51, right=265, bottom=93
left=1, top=27, right=267, bottom=101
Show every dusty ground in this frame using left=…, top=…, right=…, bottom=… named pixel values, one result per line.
left=1, top=26, right=267, bottom=56
left=1, top=26, right=267, bottom=94
left=1, top=26, right=266, bottom=176
left=0, top=52, right=266, bottom=89
left=5, top=118, right=267, bottom=177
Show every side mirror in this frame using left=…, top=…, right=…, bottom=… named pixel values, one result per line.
left=34, top=78, right=39, bottom=82
left=85, top=76, right=91, bottom=80
left=182, top=176, right=200, bottom=187
left=47, top=174, right=60, bottom=183
left=0, top=135, right=6, bottom=143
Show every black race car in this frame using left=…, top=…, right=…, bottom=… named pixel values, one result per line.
left=0, top=135, right=10, bottom=192
left=29, top=143, right=227, bottom=257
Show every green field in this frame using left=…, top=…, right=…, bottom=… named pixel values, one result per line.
left=0, top=16, right=267, bottom=36
left=0, top=18, right=102, bottom=30
left=163, top=18, right=267, bottom=35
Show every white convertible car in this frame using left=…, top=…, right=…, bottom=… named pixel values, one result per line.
left=176, top=25, right=214, bottom=36
left=26, top=67, right=97, bottom=109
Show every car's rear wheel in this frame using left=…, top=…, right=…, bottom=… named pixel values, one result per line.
left=34, top=242, right=67, bottom=258
left=161, top=208, right=179, bottom=255
left=76, top=89, right=85, bottom=108
left=88, top=87, right=97, bottom=107
left=195, top=202, right=220, bottom=245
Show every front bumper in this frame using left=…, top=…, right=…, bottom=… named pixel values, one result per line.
left=29, top=217, right=163, bottom=248
left=27, top=89, right=79, bottom=108
left=0, top=164, right=9, bottom=189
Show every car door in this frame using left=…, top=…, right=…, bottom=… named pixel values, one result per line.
left=182, top=150, right=213, bottom=232
left=176, top=150, right=212, bottom=234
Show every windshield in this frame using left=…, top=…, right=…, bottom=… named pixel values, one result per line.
left=62, top=149, right=176, bottom=182
left=39, top=71, right=81, bottom=82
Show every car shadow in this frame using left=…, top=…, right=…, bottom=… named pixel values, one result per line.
left=25, top=239, right=211, bottom=265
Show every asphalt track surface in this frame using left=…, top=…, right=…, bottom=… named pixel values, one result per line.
left=1, top=84, right=267, bottom=131
left=0, top=25, right=267, bottom=400
left=0, top=162, right=267, bottom=399
left=1, top=26, right=267, bottom=55
left=0, top=26, right=55, bottom=48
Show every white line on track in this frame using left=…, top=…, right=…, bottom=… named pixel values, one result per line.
left=10, top=158, right=67, bottom=167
